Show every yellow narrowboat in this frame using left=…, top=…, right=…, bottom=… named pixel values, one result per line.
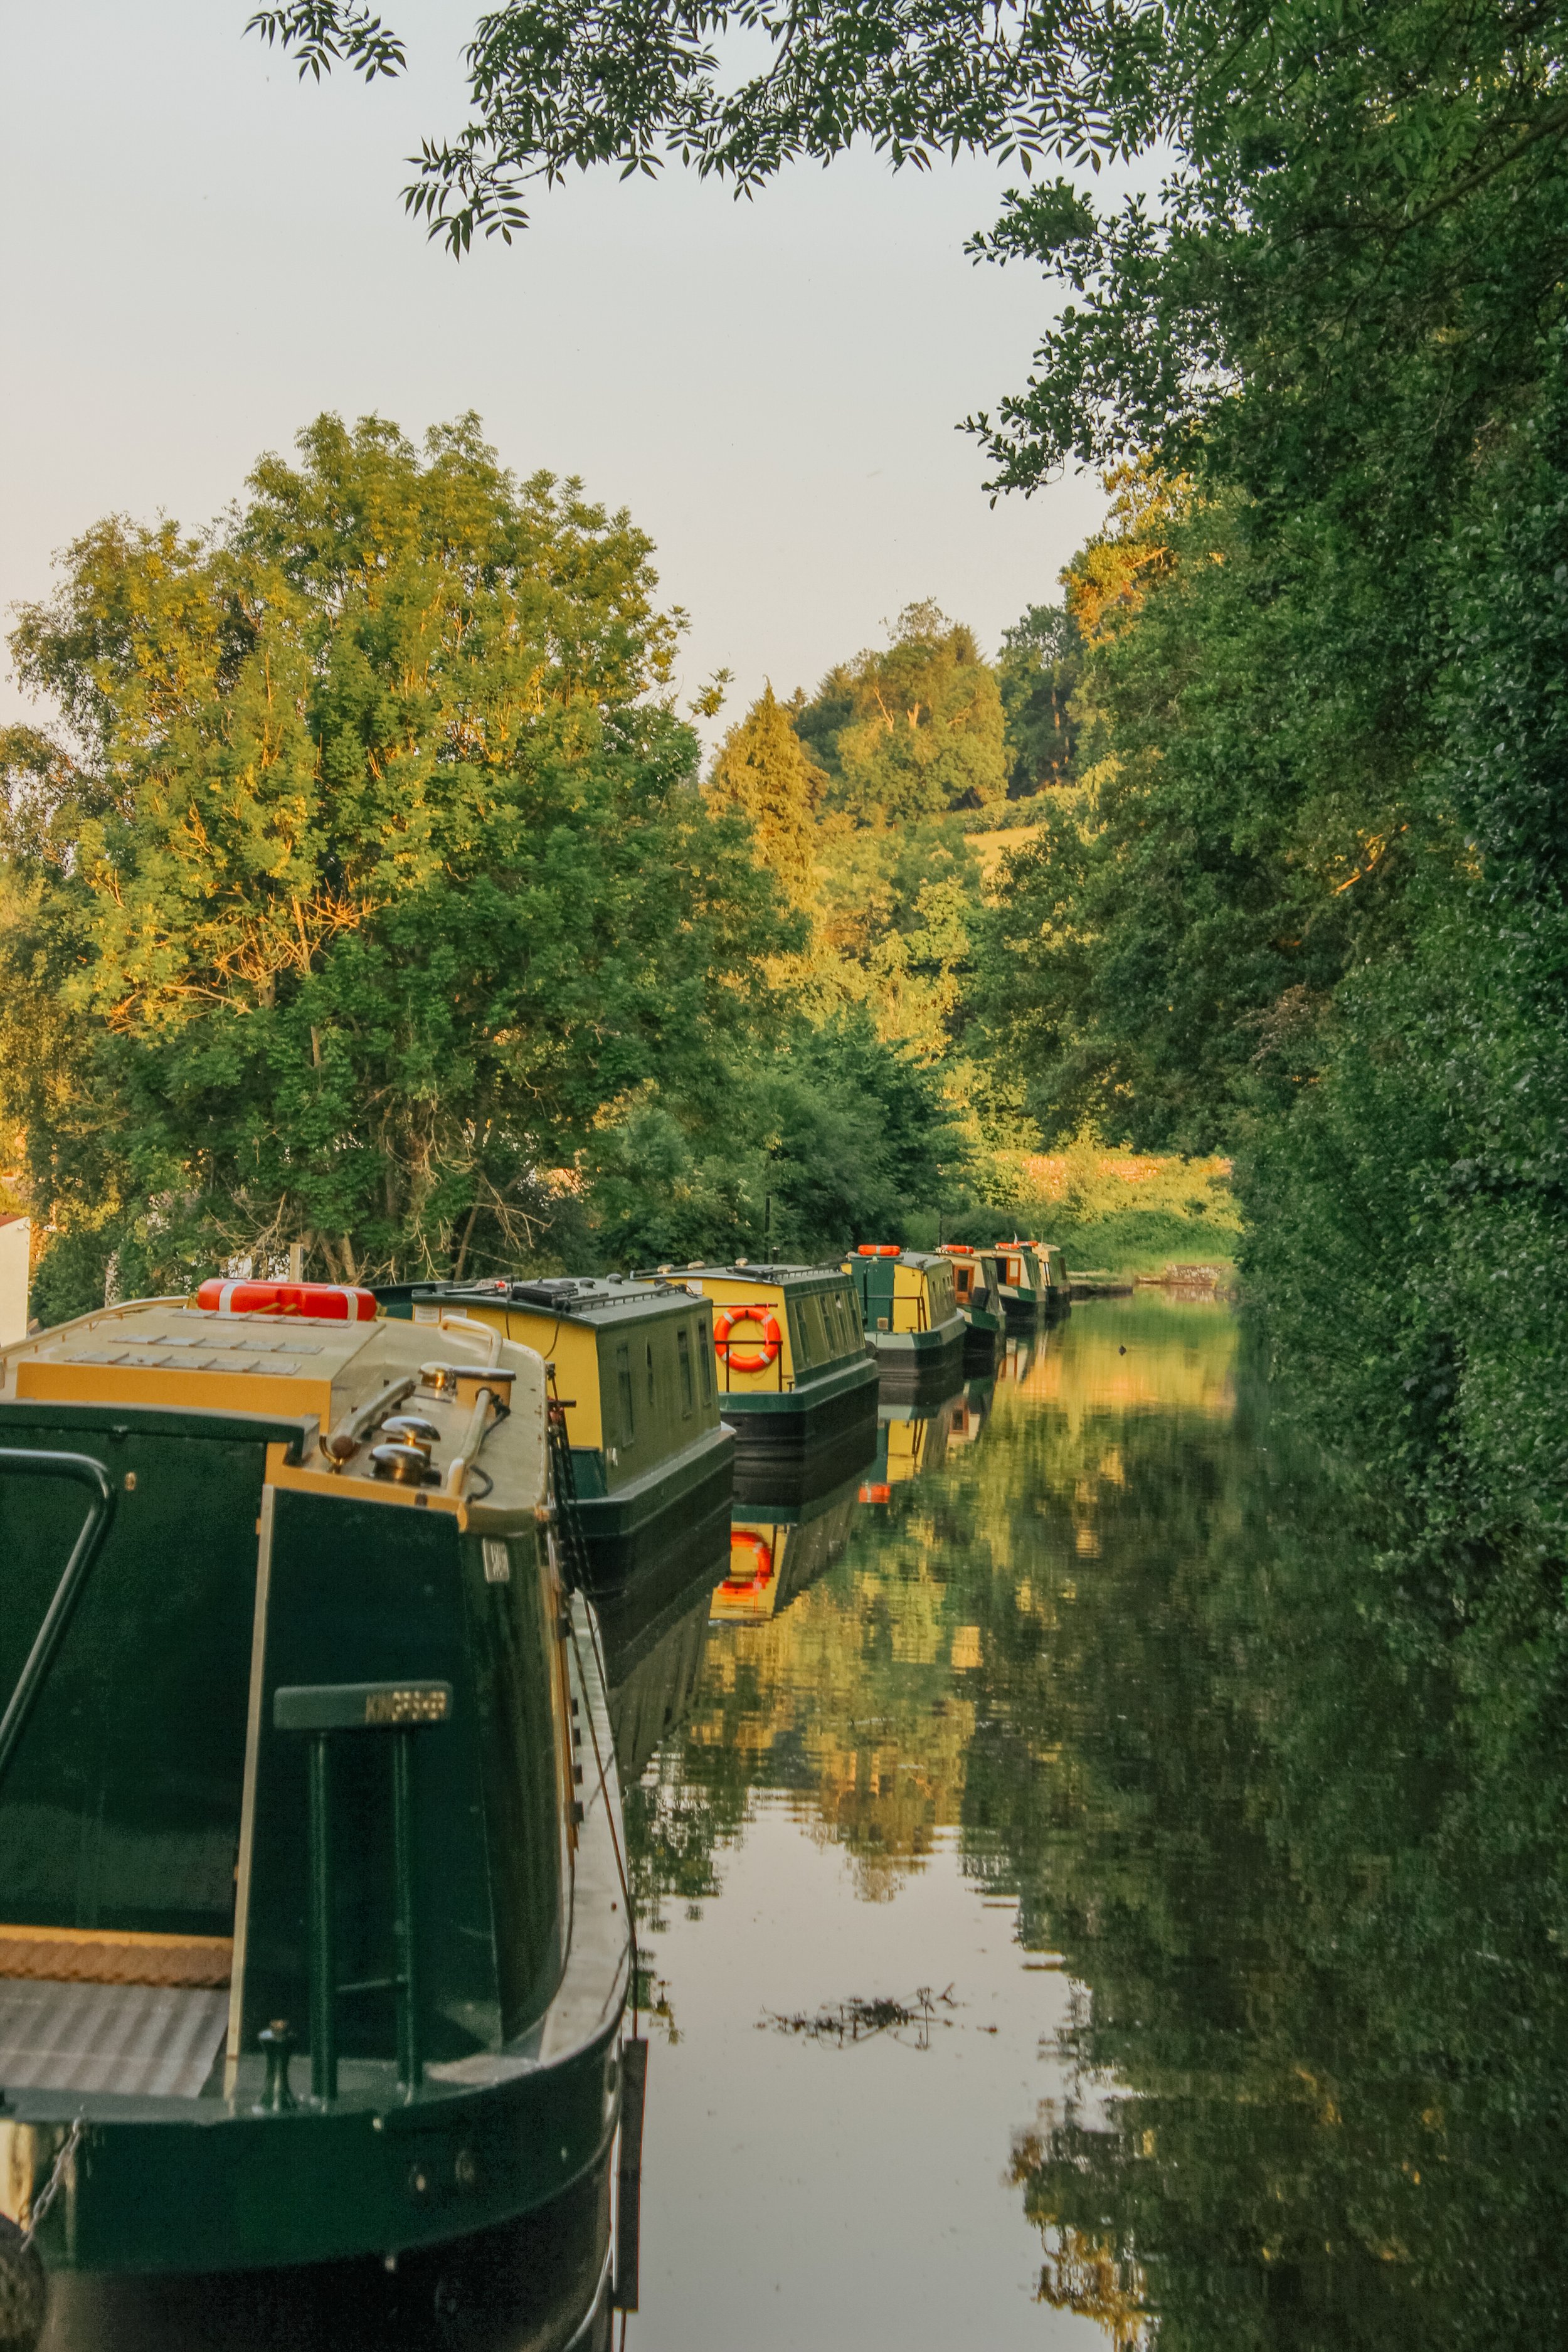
left=651, top=1261, right=880, bottom=1471
left=375, top=1276, right=734, bottom=1585
left=844, top=1246, right=965, bottom=1394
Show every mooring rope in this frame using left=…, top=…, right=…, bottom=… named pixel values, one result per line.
left=21, top=2116, right=82, bottom=2252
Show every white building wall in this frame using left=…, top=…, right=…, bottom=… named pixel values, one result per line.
left=0, top=1218, right=31, bottom=1346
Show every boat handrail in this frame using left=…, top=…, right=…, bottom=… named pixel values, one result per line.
left=0, top=1449, right=118, bottom=1796
left=320, top=1374, right=420, bottom=1469
left=433, top=1311, right=504, bottom=1366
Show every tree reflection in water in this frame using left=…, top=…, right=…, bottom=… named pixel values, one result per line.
left=618, top=1298, right=1568, bottom=2348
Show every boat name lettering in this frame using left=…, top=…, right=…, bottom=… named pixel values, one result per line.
left=364, top=1686, right=449, bottom=1725
left=273, top=1680, right=453, bottom=1734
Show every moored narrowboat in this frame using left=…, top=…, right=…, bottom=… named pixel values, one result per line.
left=1023, top=1241, right=1074, bottom=1314
left=653, top=1263, right=879, bottom=1470
left=0, top=1283, right=630, bottom=2321
left=844, top=1246, right=965, bottom=1395
left=995, top=1241, right=1047, bottom=1328
left=938, top=1244, right=1004, bottom=1367
left=374, top=1277, right=734, bottom=1587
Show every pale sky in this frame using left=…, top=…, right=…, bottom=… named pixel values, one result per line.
left=1, top=1, right=1108, bottom=744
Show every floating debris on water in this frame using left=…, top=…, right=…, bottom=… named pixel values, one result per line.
left=761, top=1986, right=958, bottom=2049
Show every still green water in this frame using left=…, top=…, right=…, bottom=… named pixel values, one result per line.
left=609, top=1296, right=1568, bottom=2352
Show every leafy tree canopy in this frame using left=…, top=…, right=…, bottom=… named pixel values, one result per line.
left=245, top=0, right=1152, bottom=250
left=585, top=1007, right=967, bottom=1266
left=1, top=411, right=775, bottom=1311
left=996, top=600, right=1079, bottom=795
left=794, top=601, right=1007, bottom=824
left=246, top=1, right=1568, bottom=532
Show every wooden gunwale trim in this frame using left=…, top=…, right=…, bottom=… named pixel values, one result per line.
left=0, top=1924, right=232, bottom=1989
left=16, top=1364, right=336, bottom=1422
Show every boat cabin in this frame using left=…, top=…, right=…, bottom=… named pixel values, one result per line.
left=938, top=1244, right=1005, bottom=1360
left=1022, top=1241, right=1072, bottom=1305
left=845, top=1248, right=965, bottom=1392
left=656, top=1263, right=879, bottom=1466
left=995, top=1241, right=1047, bottom=1325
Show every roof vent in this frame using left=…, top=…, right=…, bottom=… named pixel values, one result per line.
left=511, top=1279, right=580, bottom=1308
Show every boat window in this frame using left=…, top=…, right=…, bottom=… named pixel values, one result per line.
left=646, top=1340, right=656, bottom=1408
left=616, top=1343, right=635, bottom=1443
left=677, top=1325, right=695, bottom=1414
left=698, top=1318, right=714, bottom=1403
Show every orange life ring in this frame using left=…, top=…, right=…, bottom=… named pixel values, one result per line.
left=723, top=1528, right=775, bottom=1594
left=714, top=1303, right=781, bottom=1374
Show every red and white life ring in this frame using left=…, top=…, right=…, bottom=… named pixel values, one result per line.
left=723, top=1528, right=775, bottom=1594
left=713, top=1301, right=782, bottom=1374
left=195, top=1278, right=377, bottom=1322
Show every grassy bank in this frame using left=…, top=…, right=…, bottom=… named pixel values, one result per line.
left=978, top=1144, right=1240, bottom=1277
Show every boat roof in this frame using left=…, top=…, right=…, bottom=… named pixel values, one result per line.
left=0, top=1300, right=548, bottom=1525
left=849, top=1249, right=950, bottom=1274
left=381, top=1274, right=707, bottom=1327
left=660, top=1261, right=854, bottom=1293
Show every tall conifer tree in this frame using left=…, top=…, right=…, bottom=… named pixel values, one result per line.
left=706, top=686, right=823, bottom=904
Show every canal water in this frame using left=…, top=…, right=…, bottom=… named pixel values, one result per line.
left=607, top=1294, right=1568, bottom=2351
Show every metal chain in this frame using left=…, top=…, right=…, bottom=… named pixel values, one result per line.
left=545, top=1389, right=593, bottom=1592
left=22, top=2117, right=83, bottom=2251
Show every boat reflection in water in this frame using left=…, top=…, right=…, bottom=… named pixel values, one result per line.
left=943, top=1376, right=995, bottom=1458
left=714, top=1472, right=865, bottom=1627
left=605, top=1559, right=726, bottom=1790
left=857, top=1377, right=968, bottom=1503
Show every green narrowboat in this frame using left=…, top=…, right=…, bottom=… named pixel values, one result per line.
left=995, top=1241, right=1047, bottom=1328
left=844, top=1247, right=965, bottom=1395
left=651, top=1263, right=879, bottom=1471
left=938, top=1245, right=1004, bottom=1368
left=374, top=1278, right=734, bottom=1588
left=1023, top=1240, right=1074, bottom=1315
left=0, top=1286, right=631, bottom=2327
